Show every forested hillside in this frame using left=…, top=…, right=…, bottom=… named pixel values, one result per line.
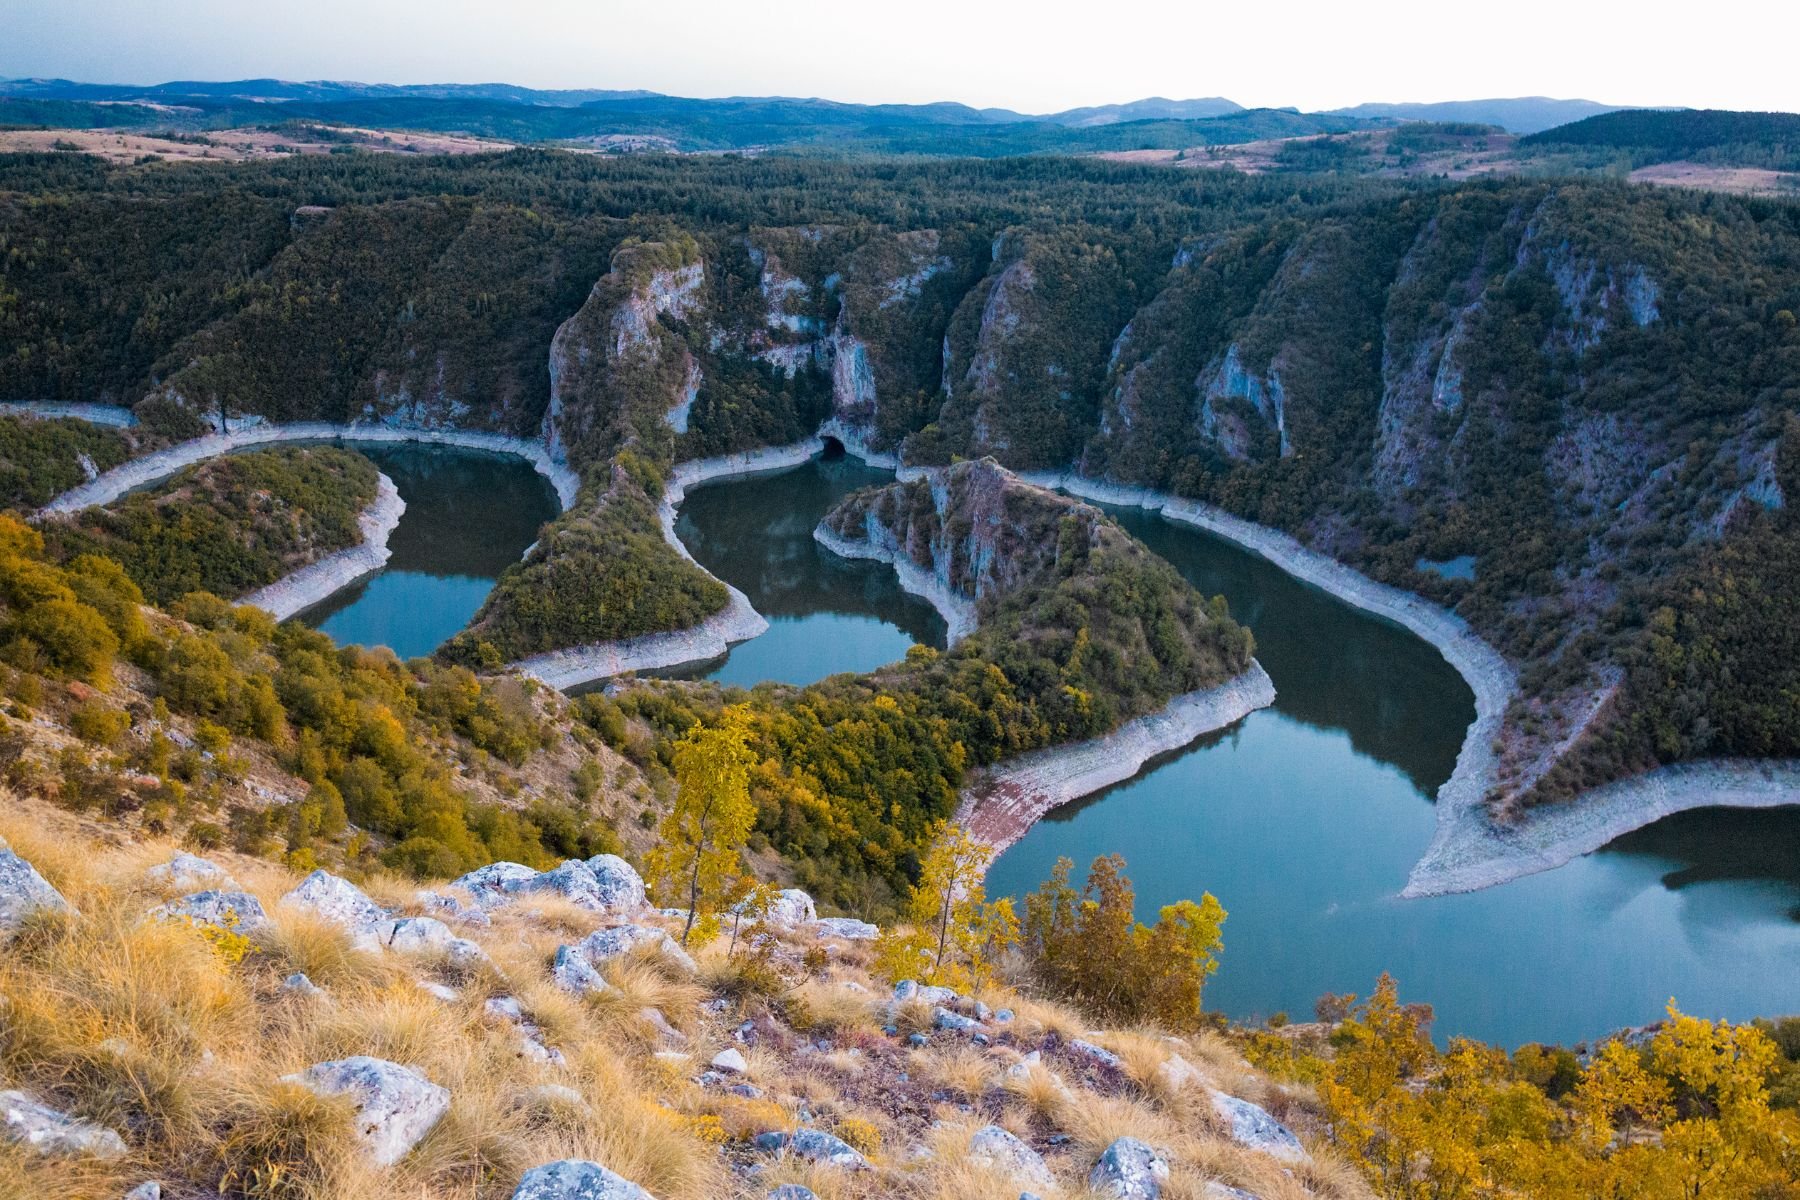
left=1526, top=108, right=1800, bottom=170
left=4, top=148, right=1800, bottom=821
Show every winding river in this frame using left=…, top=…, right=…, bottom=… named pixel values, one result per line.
left=295, top=443, right=560, bottom=660
left=673, top=457, right=1800, bottom=1047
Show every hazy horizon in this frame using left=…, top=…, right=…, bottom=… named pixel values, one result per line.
left=7, top=0, right=1797, bottom=115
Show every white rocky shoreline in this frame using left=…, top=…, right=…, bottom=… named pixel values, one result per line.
left=237, top=473, right=406, bottom=622
left=1012, top=468, right=1800, bottom=898
left=955, top=663, right=1278, bottom=858
left=811, top=524, right=978, bottom=644
left=39, top=420, right=581, bottom=516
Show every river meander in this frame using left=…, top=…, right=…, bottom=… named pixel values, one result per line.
left=670, top=456, right=1800, bottom=1047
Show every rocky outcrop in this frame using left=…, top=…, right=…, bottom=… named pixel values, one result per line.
left=0, top=848, right=70, bottom=934
left=1197, top=344, right=1290, bottom=462
left=283, top=1056, right=449, bottom=1167
left=0, top=1090, right=127, bottom=1158
left=511, top=1159, right=655, bottom=1200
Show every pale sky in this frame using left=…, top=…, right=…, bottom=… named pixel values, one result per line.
left=6, top=0, right=1797, bottom=114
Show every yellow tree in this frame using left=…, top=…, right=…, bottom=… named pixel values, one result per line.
left=876, top=823, right=1017, bottom=990
left=644, top=707, right=758, bottom=946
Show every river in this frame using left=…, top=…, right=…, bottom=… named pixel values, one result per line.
left=672, top=456, right=1800, bottom=1047
left=295, top=442, right=560, bottom=660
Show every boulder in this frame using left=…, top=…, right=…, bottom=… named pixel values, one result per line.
left=144, top=852, right=237, bottom=892
left=574, top=924, right=695, bottom=973
left=811, top=917, right=879, bottom=940
left=1089, top=1137, right=1169, bottom=1198
left=416, top=889, right=491, bottom=927
left=281, top=869, right=387, bottom=933
left=584, top=854, right=648, bottom=912
left=124, top=1184, right=162, bottom=1200
left=150, top=890, right=269, bottom=933
left=376, top=916, right=487, bottom=965
left=742, top=887, right=815, bottom=927
left=281, top=972, right=325, bottom=999
left=767, top=1187, right=818, bottom=1200
left=0, top=1090, right=127, bottom=1158
left=0, top=849, right=70, bottom=933
left=510, top=1158, right=654, bottom=1199
left=282, top=1056, right=449, bottom=1167
left=1069, top=1039, right=1123, bottom=1070
left=450, top=861, right=541, bottom=907
left=933, top=1006, right=979, bottom=1033
left=1210, top=1091, right=1305, bottom=1162
left=710, top=1048, right=748, bottom=1074
left=753, top=1128, right=869, bottom=1169
left=967, top=1124, right=1053, bottom=1188
left=551, top=944, right=611, bottom=995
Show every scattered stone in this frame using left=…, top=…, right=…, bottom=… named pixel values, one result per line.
left=150, top=890, right=269, bottom=933
left=638, top=1007, right=686, bottom=1046
left=0, top=1090, right=127, bottom=1158
left=1157, top=1054, right=1207, bottom=1093
left=994, top=1008, right=1015, bottom=1023
left=710, top=1047, right=748, bottom=1074
left=510, top=1158, right=654, bottom=1200
left=1089, top=1136, right=1170, bottom=1198
left=892, top=980, right=919, bottom=1003
left=933, top=1006, right=979, bottom=1033
left=811, top=916, right=878, bottom=940
left=551, top=944, right=611, bottom=996
left=767, top=1187, right=818, bottom=1200
left=281, top=972, right=324, bottom=999
left=574, top=924, right=696, bottom=973
left=753, top=1128, right=870, bottom=1169
left=1001, top=1052, right=1072, bottom=1099
left=968, top=1124, right=1054, bottom=1188
left=0, top=850, right=70, bottom=934
left=282, top=1056, right=450, bottom=1167
left=378, top=915, right=487, bottom=965
left=973, top=1000, right=993, bottom=1020
left=727, top=1082, right=764, bottom=1098
left=145, top=852, right=236, bottom=892
left=280, top=869, right=387, bottom=940
left=918, top=984, right=958, bottom=1005
left=418, top=981, right=459, bottom=1003
left=1203, top=1184, right=1261, bottom=1200
left=1069, top=1039, right=1123, bottom=1070
left=124, top=1183, right=162, bottom=1200
left=973, top=1032, right=991, bottom=1046
left=1210, top=1091, right=1306, bottom=1162
left=907, top=1033, right=929, bottom=1048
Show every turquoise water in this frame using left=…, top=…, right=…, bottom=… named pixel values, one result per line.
left=296, top=442, right=559, bottom=660
left=675, top=467, right=1800, bottom=1046
left=656, top=450, right=944, bottom=688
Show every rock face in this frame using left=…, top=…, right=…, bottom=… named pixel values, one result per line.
left=1210, top=1092, right=1306, bottom=1162
left=967, top=1124, right=1054, bottom=1187
left=150, top=890, right=269, bottom=933
left=0, top=1090, right=127, bottom=1158
left=511, top=1158, right=655, bottom=1200
left=0, top=849, right=69, bottom=934
left=144, top=851, right=237, bottom=892
left=283, top=1056, right=450, bottom=1167
left=1090, top=1136, right=1170, bottom=1198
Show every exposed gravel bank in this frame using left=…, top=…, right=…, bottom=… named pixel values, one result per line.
left=237, top=473, right=405, bottom=621
left=956, top=663, right=1278, bottom=857
left=40, top=421, right=579, bottom=516
left=811, top=524, right=977, bottom=644
left=0, top=401, right=139, bottom=427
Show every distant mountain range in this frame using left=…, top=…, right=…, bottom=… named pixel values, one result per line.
left=1325, top=97, right=1628, bottom=134
left=0, top=77, right=1620, bottom=133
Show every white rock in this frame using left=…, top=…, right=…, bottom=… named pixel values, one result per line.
left=968, top=1124, right=1053, bottom=1187
left=0, top=1090, right=127, bottom=1158
left=511, top=1158, right=654, bottom=1199
left=1203, top=1184, right=1261, bottom=1200
left=1210, top=1091, right=1306, bottom=1162
left=575, top=924, right=696, bottom=973
left=416, top=889, right=491, bottom=927
left=933, top=1006, right=979, bottom=1033
left=551, top=944, right=612, bottom=995
left=0, top=850, right=70, bottom=933
left=283, top=1056, right=449, bottom=1167
left=418, top=981, right=459, bottom=1003
left=450, top=861, right=541, bottom=908
left=811, top=916, right=879, bottom=940
left=710, top=1048, right=748, bottom=1074
left=515, top=1084, right=589, bottom=1113
left=281, top=869, right=387, bottom=933
left=124, top=1183, right=163, bottom=1200
left=1156, top=1054, right=1207, bottom=1092
left=454, top=857, right=646, bottom=916
left=144, top=852, right=237, bottom=892
left=1089, top=1137, right=1170, bottom=1198
left=583, top=854, right=648, bottom=912
left=150, top=890, right=269, bottom=933
left=739, top=887, right=815, bottom=927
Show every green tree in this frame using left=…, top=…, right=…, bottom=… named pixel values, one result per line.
left=645, top=707, right=758, bottom=945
